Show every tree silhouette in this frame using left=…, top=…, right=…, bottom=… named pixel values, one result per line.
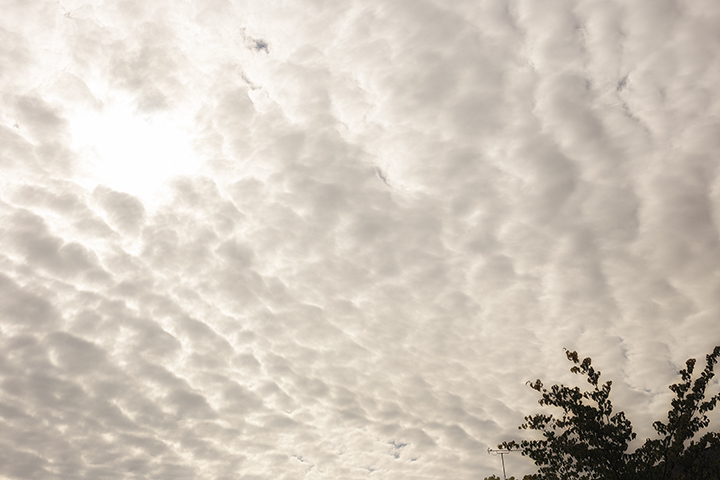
left=487, top=346, right=720, bottom=480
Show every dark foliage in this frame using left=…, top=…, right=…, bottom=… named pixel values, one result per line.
left=488, top=346, right=720, bottom=480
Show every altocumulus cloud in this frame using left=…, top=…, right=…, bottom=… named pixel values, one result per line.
left=1, top=0, right=720, bottom=478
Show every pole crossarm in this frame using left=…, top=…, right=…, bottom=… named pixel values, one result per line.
left=487, top=448, right=514, bottom=480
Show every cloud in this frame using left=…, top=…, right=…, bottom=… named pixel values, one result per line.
left=3, top=209, right=102, bottom=277
left=92, top=186, right=146, bottom=234
left=0, top=274, right=59, bottom=328
left=1, top=0, right=720, bottom=478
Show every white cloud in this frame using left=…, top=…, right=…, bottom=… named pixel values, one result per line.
left=1, top=0, right=720, bottom=478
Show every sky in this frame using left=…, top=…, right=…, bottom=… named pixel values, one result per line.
left=1, top=0, right=720, bottom=478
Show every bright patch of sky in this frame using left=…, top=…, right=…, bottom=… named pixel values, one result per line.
left=69, top=99, right=201, bottom=205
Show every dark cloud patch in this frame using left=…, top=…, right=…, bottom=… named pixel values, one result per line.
left=11, top=99, right=76, bottom=174
left=240, top=27, right=270, bottom=54
left=0, top=274, right=59, bottom=327
left=173, top=314, right=234, bottom=356
left=249, top=38, right=270, bottom=54
left=13, top=95, right=69, bottom=141
left=643, top=166, right=720, bottom=278
left=92, top=186, right=146, bottom=234
left=11, top=184, right=86, bottom=216
left=0, top=446, right=50, bottom=480
left=166, top=387, right=217, bottom=420
left=216, top=239, right=255, bottom=270
left=45, top=332, right=108, bottom=374
left=127, top=318, right=182, bottom=359
left=3, top=209, right=102, bottom=278
left=221, top=381, right=265, bottom=415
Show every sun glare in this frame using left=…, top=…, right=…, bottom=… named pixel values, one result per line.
left=70, top=101, right=202, bottom=206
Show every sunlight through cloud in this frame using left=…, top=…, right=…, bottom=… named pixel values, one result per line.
left=70, top=99, right=201, bottom=206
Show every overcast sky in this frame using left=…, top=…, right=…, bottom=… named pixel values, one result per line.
left=1, top=0, right=720, bottom=478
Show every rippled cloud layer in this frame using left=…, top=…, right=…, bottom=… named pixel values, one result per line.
left=1, top=0, right=720, bottom=478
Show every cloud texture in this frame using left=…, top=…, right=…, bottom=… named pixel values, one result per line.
left=1, top=0, right=720, bottom=478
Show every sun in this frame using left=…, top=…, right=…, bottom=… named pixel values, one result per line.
left=70, top=98, right=202, bottom=206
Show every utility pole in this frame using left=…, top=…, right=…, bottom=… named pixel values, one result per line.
left=487, top=447, right=513, bottom=480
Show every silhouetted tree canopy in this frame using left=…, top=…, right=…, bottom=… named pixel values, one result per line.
left=485, top=345, right=720, bottom=480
